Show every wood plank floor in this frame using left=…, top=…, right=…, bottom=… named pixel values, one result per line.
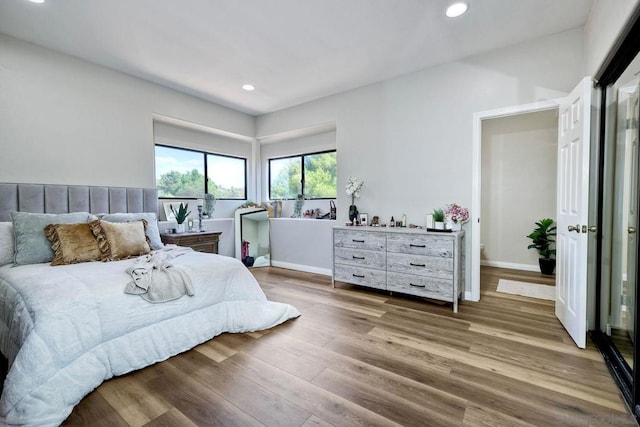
left=64, top=266, right=634, bottom=426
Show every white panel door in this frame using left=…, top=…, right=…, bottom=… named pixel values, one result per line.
left=556, top=77, right=592, bottom=349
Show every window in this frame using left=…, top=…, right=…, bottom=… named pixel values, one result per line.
left=269, top=150, right=336, bottom=199
left=155, top=145, right=246, bottom=199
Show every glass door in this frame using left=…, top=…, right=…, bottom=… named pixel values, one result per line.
left=609, top=75, right=640, bottom=370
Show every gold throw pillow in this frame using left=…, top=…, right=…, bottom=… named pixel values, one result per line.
left=90, top=219, right=151, bottom=261
left=44, top=222, right=102, bottom=266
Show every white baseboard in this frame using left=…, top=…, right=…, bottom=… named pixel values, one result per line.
left=480, top=260, right=539, bottom=272
left=271, top=260, right=333, bottom=277
left=464, top=291, right=477, bottom=302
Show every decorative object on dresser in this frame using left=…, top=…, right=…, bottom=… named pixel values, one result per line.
left=432, top=208, right=445, bottom=230
left=160, top=230, right=221, bottom=254
left=444, top=203, right=469, bottom=231
left=345, top=176, right=364, bottom=223
left=332, top=226, right=465, bottom=312
left=170, top=202, right=191, bottom=233
left=359, top=213, right=369, bottom=226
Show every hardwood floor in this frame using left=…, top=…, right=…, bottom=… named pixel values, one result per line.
left=64, top=266, right=634, bottom=426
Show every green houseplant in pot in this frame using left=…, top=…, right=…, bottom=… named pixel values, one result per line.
left=170, top=202, right=191, bottom=233
left=526, top=218, right=557, bottom=275
left=433, top=208, right=445, bottom=230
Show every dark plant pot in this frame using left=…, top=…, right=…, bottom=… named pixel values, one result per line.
left=243, top=256, right=255, bottom=267
left=539, top=258, right=556, bottom=275
left=348, top=205, right=359, bottom=222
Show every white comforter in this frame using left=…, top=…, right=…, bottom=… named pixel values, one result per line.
left=0, top=251, right=300, bottom=426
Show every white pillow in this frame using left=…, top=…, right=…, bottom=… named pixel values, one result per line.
left=0, top=222, right=14, bottom=266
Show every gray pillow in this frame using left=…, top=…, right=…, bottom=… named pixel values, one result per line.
left=0, top=222, right=14, bottom=266
left=11, top=211, right=93, bottom=265
left=99, top=212, right=163, bottom=250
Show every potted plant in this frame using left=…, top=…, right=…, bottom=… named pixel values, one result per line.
left=433, top=208, right=445, bottom=230
left=526, top=218, right=557, bottom=275
left=444, top=203, right=469, bottom=231
left=170, top=202, right=191, bottom=233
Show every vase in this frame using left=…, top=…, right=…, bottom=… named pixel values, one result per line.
left=176, top=223, right=186, bottom=233
left=451, top=222, right=462, bottom=231
left=348, top=205, right=359, bottom=222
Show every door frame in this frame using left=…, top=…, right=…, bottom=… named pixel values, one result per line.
left=470, top=99, right=562, bottom=301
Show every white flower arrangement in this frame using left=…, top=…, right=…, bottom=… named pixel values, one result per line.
left=345, top=176, right=364, bottom=205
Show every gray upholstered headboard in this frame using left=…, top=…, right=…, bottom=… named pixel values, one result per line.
left=0, top=183, right=157, bottom=222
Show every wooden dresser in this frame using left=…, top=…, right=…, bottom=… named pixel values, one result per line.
left=160, top=231, right=221, bottom=254
left=333, top=226, right=464, bottom=312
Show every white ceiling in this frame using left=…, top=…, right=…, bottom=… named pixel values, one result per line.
left=0, top=0, right=594, bottom=116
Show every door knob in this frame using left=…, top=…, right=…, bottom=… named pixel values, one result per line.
left=630, top=227, right=637, bottom=234
left=568, top=224, right=580, bottom=233
left=588, top=226, right=597, bottom=233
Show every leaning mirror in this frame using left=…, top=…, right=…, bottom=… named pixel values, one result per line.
left=234, top=208, right=270, bottom=267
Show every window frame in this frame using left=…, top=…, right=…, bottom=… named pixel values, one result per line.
left=268, top=149, right=337, bottom=200
left=155, top=144, right=247, bottom=200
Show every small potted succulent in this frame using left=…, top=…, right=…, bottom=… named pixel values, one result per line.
left=526, top=218, right=557, bottom=275
left=170, top=202, right=191, bottom=233
left=433, top=208, right=445, bottom=230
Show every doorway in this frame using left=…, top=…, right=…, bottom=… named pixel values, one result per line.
left=471, top=100, right=561, bottom=302
left=480, top=110, right=559, bottom=274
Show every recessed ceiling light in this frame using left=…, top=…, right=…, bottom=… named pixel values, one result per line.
left=446, top=2, right=468, bottom=18
left=27, top=0, right=45, bottom=3
left=242, top=84, right=255, bottom=91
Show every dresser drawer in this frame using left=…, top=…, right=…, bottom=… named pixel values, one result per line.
left=334, top=265, right=386, bottom=290
left=160, top=232, right=221, bottom=254
left=190, top=243, right=218, bottom=254
left=386, top=252, right=453, bottom=279
left=334, top=229, right=386, bottom=251
left=386, top=234, right=453, bottom=257
left=387, top=272, right=454, bottom=301
left=334, top=247, right=386, bottom=269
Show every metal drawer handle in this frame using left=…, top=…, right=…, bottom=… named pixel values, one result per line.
left=410, top=244, right=426, bottom=248
left=409, top=262, right=426, bottom=267
left=409, top=283, right=426, bottom=288
left=352, top=239, right=365, bottom=243
left=352, top=256, right=365, bottom=260
left=352, top=274, right=365, bottom=278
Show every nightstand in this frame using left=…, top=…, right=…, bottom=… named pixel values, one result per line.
left=160, top=231, right=221, bottom=254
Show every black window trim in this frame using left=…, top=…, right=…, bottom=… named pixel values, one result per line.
left=268, top=149, right=337, bottom=201
left=155, top=143, right=248, bottom=200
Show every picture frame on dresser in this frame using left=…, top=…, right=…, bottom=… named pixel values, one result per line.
left=359, top=213, right=368, bottom=226
left=162, top=202, right=177, bottom=221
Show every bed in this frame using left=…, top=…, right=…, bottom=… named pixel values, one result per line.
left=0, top=183, right=300, bottom=426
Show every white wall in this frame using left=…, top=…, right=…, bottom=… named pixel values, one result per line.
left=257, top=29, right=584, bottom=289
left=269, top=218, right=335, bottom=275
left=584, top=0, right=640, bottom=76
left=0, top=33, right=254, bottom=188
left=481, top=110, right=558, bottom=269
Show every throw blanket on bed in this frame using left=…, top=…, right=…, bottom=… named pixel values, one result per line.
left=125, top=245, right=194, bottom=302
